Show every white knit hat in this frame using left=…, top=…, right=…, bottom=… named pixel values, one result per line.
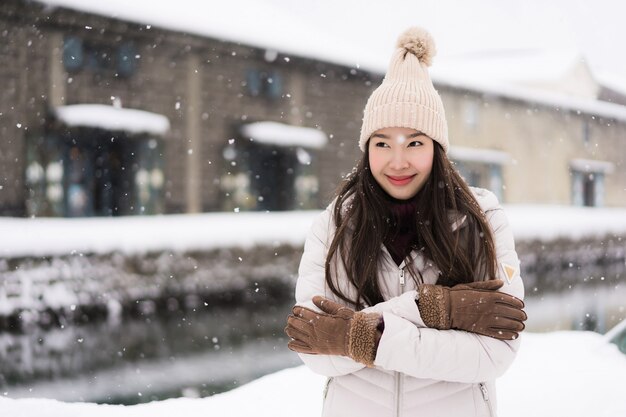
left=359, top=27, right=449, bottom=152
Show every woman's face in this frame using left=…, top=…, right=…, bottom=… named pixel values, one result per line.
left=368, top=127, right=434, bottom=200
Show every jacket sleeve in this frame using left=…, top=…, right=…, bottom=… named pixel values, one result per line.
left=294, top=206, right=426, bottom=376
left=373, top=205, right=525, bottom=383
left=294, top=207, right=367, bottom=376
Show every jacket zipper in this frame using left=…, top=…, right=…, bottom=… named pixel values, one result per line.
left=323, top=377, right=332, bottom=400
left=479, top=382, right=495, bottom=417
left=394, top=267, right=405, bottom=417
left=394, top=371, right=403, bottom=417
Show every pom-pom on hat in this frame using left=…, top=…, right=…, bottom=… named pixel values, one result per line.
left=359, top=27, right=449, bottom=152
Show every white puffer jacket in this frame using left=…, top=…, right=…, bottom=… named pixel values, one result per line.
left=295, top=187, right=524, bottom=417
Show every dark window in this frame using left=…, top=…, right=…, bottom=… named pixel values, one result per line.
left=63, top=37, right=84, bottom=73
left=245, top=69, right=282, bottom=99
left=116, top=42, right=138, bottom=78
left=62, top=36, right=138, bottom=78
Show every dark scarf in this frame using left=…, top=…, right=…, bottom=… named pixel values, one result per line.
left=383, top=195, right=419, bottom=266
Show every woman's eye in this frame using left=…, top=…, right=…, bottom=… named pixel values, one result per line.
left=375, top=142, right=390, bottom=148
left=408, top=140, right=423, bottom=147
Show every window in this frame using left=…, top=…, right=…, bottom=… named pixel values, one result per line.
left=570, top=159, right=614, bottom=207
left=448, top=147, right=508, bottom=201
left=62, top=36, right=137, bottom=77
left=245, top=69, right=282, bottom=99
left=25, top=134, right=65, bottom=217
left=62, top=36, right=84, bottom=73
left=463, top=100, right=479, bottom=130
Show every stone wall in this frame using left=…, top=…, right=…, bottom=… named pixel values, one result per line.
left=1, top=234, right=624, bottom=332
left=0, top=244, right=302, bottom=331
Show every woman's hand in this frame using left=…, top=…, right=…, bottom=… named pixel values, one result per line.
left=417, top=279, right=527, bottom=340
left=285, top=296, right=382, bottom=366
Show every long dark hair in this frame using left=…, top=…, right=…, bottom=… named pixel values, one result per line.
left=325, top=141, right=498, bottom=310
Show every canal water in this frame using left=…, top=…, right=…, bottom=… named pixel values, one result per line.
left=0, top=299, right=300, bottom=404
left=1, top=278, right=625, bottom=405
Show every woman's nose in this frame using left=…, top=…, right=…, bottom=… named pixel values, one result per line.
left=389, top=150, right=409, bottom=170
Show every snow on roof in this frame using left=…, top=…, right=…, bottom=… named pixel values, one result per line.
left=434, top=73, right=626, bottom=122
left=35, top=0, right=373, bottom=72
left=570, top=158, right=615, bottom=174
left=597, top=71, right=626, bottom=97
left=35, top=0, right=626, bottom=125
left=434, top=47, right=583, bottom=85
left=240, top=122, right=328, bottom=149
left=37, top=0, right=626, bottom=125
left=55, top=104, right=170, bottom=135
left=448, top=146, right=510, bottom=165
left=36, top=0, right=626, bottom=77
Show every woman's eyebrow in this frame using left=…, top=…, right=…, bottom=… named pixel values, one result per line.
left=372, top=132, right=425, bottom=139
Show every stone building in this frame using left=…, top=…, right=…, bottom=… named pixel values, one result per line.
left=1, top=0, right=624, bottom=217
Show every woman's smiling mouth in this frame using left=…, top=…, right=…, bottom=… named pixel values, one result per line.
left=386, top=174, right=416, bottom=186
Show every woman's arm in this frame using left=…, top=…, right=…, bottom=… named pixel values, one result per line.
left=294, top=205, right=439, bottom=376
left=374, top=205, right=525, bottom=382
left=294, top=198, right=525, bottom=381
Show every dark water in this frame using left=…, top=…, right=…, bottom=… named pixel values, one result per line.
left=0, top=300, right=300, bottom=404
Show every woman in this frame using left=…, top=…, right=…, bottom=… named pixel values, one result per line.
left=284, top=27, right=527, bottom=417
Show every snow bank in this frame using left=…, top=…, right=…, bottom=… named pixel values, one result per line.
left=0, top=211, right=319, bottom=258
left=503, top=205, right=626, bottom=241
left=1, top=331, right=626, bottom=416
left=498, top=331, right=626, bottom=417
left=1, top=205, right=626, bottom=258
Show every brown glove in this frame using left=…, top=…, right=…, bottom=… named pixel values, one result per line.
left=285, top=295, right=382, bottom=366
left=417, top=279, right=527, bottom=340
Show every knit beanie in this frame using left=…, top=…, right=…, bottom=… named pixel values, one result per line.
left=359, top=27, right=449, bottom=152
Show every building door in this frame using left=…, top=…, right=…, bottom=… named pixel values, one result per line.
left=63, top=131, right=142, bottom=217
left=25, top=129, right=163, bottom=217
left=220, top=135, right=319, bottom=212
left=248, top=144, right=298, bottom=211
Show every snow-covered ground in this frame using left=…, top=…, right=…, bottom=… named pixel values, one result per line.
left=1, top=204, right=626, bottom=258
left=1, top=331, right=626, bottom=417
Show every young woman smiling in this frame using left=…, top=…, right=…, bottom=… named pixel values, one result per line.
left=285, top=27, right=527, bottom=417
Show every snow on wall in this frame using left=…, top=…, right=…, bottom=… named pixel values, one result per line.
left=1, top=206, right=625, bottom=258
